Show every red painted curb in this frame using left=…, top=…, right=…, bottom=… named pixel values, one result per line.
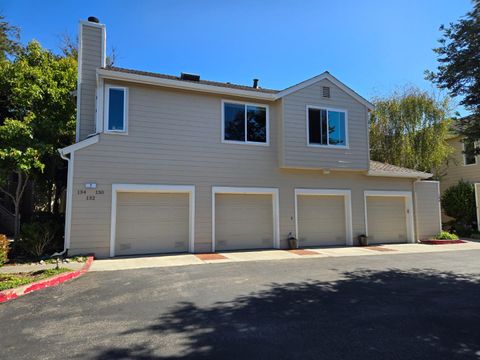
left=0, top=255, right=94, bottom=304
left=420, top=239, right=466, bottom=245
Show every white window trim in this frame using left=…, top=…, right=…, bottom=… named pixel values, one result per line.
left=221, top=99, right=270, bottom=146
left=109, top=184, right=195, bottom=257
left=104, top=85, right=129, bottom=135
left=294, top=189, right=353, bottom=246
left=306, top=105, right=349, bottom=149
left=211, top=186, right=280, bottom=252
left=463, top=141, right=477, bottom=166
left=363, top=190, right=415, bottom=243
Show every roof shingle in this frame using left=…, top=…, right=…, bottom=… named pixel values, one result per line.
left=369, top=161, right=432, bottom=179
left=104, top=66, right=279, bottom=94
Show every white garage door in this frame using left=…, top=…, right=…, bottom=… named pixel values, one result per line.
left=215, top=194, right=273, bottom=251
left=367, top=196, right=407, bottom=244
left=115, top=192, right=189, bottom=256
left=297, top=195, right=346, bottom=247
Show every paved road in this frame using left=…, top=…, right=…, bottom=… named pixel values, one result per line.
left=1, top=250, right=480, bottom=360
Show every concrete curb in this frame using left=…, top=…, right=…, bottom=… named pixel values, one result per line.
left=0, top=255, right=94, bottom=304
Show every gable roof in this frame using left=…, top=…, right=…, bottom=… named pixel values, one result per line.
left=97, top=66, right=374, bottom=109
left=368, top=161, right=432, bottom=179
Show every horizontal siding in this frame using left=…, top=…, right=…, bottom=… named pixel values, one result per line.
left=282, top=78, right=369, bottom=170
left=441, top=137, right=480, bottom=192
left=69, top=81, right=414, bottom=257
left=78, top=24, right=103, bottom=141
left=414, top=181, right=441, bottom=239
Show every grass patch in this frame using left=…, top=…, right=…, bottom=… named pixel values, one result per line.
left=0, top=268, right=72, bottom=291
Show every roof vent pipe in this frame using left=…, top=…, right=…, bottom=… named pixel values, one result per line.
left=253, top=79, right=259, bottom=89
left=88, top=16, right=100, bottom=23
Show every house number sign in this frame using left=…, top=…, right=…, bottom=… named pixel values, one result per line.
left=77, top=188, right=104, bottom=201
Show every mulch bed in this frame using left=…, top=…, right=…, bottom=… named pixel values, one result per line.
left=420, top=239, right=466, bottom=245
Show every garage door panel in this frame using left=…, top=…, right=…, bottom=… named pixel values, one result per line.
left=297, top=195, right=346, bottom=247
left=216, top=194, right=273, bottom=251
left=116, top=193, right=189, bottom=256
left=367, top=196, right=407, bottom=244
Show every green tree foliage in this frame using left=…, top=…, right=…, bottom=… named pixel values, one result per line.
left=0, top=14, right=21, bottom=61
left=441, top=180, right=476, bottom=225
left=0, top=117, right=44, bottom=237
left=0, top=39, right=77, bottom=237
left=369, top=87, right=453, bottom=177
left=426, top=1, right=480, bottom=154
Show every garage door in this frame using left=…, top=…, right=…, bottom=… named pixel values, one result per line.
left=366, top=196, right=407, bottom=244
left=115, top=192, right=189, bottom=256
left=297, top=195, right=346, bottom=247
left=215, top=194, right=273, bottom=251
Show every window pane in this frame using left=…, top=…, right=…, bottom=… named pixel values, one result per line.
left=320, top=109, right=328, bottom=144
left=224, top=103, right=245, bottom=141
left=328, top=111, right=346, bottom=146
left=465, top=141, right=476, bottom=165
left=247, top=105, right=267, bottom=142
left=108, top=88, right=125, bottom=131
left=308, top=108, right=321, bottom=144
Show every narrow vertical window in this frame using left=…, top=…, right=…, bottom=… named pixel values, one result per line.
left=464, top=141, right=476, bottom=165
left=107, top=87, right=127, bottom=132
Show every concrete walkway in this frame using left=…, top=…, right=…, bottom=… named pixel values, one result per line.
left=89, top=241, right=480, bottom=271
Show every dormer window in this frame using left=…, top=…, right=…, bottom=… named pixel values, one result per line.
left=105, top=85, right=128, bottom=133
left=307, top=106, right=347, bottom=148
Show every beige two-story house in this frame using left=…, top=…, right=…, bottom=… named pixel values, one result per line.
left=59, top=18, right=442, bottom=258
left=441, top=136, right=480, bottom=192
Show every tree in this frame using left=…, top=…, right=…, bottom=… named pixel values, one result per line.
left=0, top=40, right=76, bottom=236
left=0, top=117, right=44, bottom=237
left=369, top=87, right=453, bottom=178
left=426, top=1, right=480, bottom=154
left=441, top=180, right=476, bottom=225
left=0, top=14, right=21, bottom=61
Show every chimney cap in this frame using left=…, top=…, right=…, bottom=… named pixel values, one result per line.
left=88, top=16, right=100, bottom=23
left=253, top=78, right=259, bottom=89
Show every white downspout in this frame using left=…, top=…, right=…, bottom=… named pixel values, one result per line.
left=58, top=149, right=74, bottom=253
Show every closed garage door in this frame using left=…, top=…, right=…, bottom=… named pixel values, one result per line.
left=297, top=195, right=346, bottom=247
left=215, top=194, right=273, bottom=251
left=367, top=196, right=407, bottom=244
left=115, top=192, right=189, bottom=256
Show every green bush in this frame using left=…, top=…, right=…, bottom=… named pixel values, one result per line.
left=18, top=221, right=59, bottom=259
left=434, top=231, right=459, bottom=240
left=0, top=234, right=9, bottom=266
left=441, top=180, right=476, bottom=224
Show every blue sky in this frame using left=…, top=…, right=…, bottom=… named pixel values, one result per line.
left=1, top=0, right=473, bottom=112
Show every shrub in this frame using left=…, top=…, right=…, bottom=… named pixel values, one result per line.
left=0, top=234, right=9, bottom=266
left=18, top=221, right=59, bottom=259
left=441, top=180, right=476, bottom=224
left=434, top=231, right=459, bottom=240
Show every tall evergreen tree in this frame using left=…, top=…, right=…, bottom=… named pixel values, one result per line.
left=426, top=0, right=480, bottom=154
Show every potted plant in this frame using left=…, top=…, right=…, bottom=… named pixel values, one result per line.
left=358, top=234, right=368, bottom=246
left=287, top=232, right=298, bottom=249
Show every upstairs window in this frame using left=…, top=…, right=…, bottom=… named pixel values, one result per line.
left=222, top=101, right=268, bottom=144
left=307, top=107, right=347, bottom=147
left=105, top=86, right=128, bottom=133
left=464, top=140, right=477, bottom=165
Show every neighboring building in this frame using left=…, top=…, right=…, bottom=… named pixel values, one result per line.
left=441, top=135, right=480, bottom=193
left=59, top=18, right=442, bottom=258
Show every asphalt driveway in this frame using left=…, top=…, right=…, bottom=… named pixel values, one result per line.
left=1, top=250, right=480, bottom=360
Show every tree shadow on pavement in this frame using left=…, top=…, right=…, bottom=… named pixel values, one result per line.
left=85, top=268, right=480, bottom=360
